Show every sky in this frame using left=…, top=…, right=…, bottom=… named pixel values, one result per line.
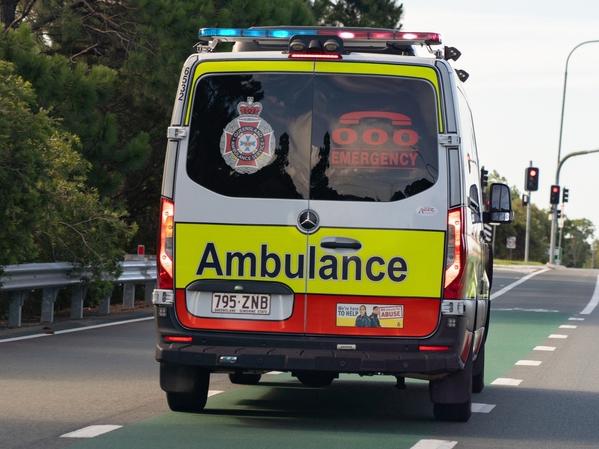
left=403, top=0, right=599, bottom=234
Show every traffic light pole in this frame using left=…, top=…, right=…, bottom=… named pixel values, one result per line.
left=549, top=148, right=599, bottom=263
left=550, top=40, right=599, bottom=265
left=524, top=161, right=532, bottom=263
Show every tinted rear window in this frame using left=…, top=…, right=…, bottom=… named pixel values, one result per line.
left=186, top=71, right=438, bottom=202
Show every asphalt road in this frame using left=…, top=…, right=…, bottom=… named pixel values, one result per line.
left=1, top=266, right=598, bottom=449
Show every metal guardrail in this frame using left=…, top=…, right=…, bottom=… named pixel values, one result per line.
left=1, top=258, right=157, bottom=328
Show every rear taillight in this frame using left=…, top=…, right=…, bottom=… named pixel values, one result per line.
left=158, top=197, right=174, bottom=289
left=444, top=207, right=465, bottom=299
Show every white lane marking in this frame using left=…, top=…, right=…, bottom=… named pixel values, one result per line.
left=548, top=334, right=568, bottom=339
left=0, top=317, right=153, bottom=344
left=580, top=274, right=599, bottom=315
left=569, top=317, right=585, bottom=321
left=534, top=346, right=556, bottom=351
left=491, top=268, right=550, bottom=300
left=471, top=403, right=496, bottom=413
left=266, top=371, right=283, bottom=375
left=410, top=440, right=458, bottom=449
left=60, top=425, right=122, bottom=438
left=491, top=378, right=522, bottom=386
left=493, top=307, right=559, bottom=313
left=516, top=360, right=542, bottom=366
left=208, top=390, right=223, bottom=397
left=560, top=325, right=577, bottom=329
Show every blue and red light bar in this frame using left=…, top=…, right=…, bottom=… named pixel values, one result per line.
left=198, top=27, right=442, bottom=45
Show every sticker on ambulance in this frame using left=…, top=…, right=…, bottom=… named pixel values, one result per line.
left=336, top=304, right=404, bottom=328
left=329, top=111, right=420, bottom=169
left=219, top=97, right=276, bottom=174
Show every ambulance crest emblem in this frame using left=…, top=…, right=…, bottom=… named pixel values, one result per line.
left=220, top=97, right=276, bottom=174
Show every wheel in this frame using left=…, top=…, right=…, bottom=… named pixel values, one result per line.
left=165, top=370, right=210, bottom=413
left=472, top=344, right=485, bottom=394
left=296, top=371, right=336, bottom=388
left=229, top=372, right=262, bottom=385
left=433, top=400, right=472, bottom=422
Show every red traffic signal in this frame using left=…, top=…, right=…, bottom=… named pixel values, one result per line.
left=550, top=185, right=560, bottom=205
left=525, top=166, right=539, bottom=191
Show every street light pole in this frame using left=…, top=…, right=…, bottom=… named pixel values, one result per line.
left=550, top=40, right=599, bottom=264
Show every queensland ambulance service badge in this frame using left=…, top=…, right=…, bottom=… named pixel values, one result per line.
left=219, top=97, right=276, bottom=174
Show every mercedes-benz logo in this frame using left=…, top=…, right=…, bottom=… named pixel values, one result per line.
left=297, top=209, right=320, bottom=234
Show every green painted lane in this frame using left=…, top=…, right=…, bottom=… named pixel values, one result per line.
left=484, top=310, right=567, bottom=382
left=66, top=310, right=566, bottom=449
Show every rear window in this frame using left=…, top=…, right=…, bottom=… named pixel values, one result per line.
left=186, top=71, right=438, bottom=202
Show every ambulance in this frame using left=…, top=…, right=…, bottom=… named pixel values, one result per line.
left=152, top=26, right=513, bottom=422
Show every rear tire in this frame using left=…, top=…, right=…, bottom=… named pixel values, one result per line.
left=164, top=369, right=210, bottom=413
left=433, top=401, right=472, bottom=422
left=472, top=344, right=485, bottom=394
left=229, top=372, right=262, bottom=385
left=296, top=371, right=336, bottom=388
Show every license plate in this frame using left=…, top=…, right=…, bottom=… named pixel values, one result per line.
left=211, top=292, right=271, bottom=315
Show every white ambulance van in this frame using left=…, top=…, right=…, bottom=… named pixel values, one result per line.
left=153, top=27, right=513, bottom=422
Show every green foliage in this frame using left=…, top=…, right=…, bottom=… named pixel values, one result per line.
left=561, top=218, right=594, bottom=268
left=0, top=24, right=152, bottom=197
left=0, top=60, right=135, bottom=277
left=313, top=0, right=403, bottom=28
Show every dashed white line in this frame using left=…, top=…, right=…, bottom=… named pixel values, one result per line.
left=60, top=425, right=122, bottom=438
left=491, top=378, right=522, bottom=386
left=266, top=371, right=284, bottom=375
left=0, top=316, right=153, bottom=344
left=515, top=360, right=542, bottom=366
left=534, top=346, right=556, bottom=351
left=559, top=325, right=577, bottom=329
left=548, top=334, right=568, bottom=339
left=208, top=390, right=223, bottom=397
left=410, top=439, right=458, bottom=449
left=471, top=403, right=496, bottom=413
left=580, top=274, right=599, bottom=315
left=493, top=307, right=559, bottom=313
left=490, top=268, right=550, bottom=300
left=569, top=317, right=585, bottom=321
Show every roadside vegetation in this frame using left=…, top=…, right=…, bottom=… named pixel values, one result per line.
left=490, top=171, right=596, bottom=267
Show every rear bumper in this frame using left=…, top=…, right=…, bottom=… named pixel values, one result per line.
left=155, top=307, right=471, bottom=376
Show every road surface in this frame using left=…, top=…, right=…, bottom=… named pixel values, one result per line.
left=1, top=266, right=598, bottom=449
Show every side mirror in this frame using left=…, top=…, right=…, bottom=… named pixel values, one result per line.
left=484, top=183, right=513, bottom=224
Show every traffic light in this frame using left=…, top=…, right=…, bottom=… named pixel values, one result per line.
left=525, top=167, right=539, bottom=191
left=562, top=187, right=569, bottom=203
left=522, top=194, right=529, bottom=206
left=557, top=209, right=562, bottom=219
left=550, top=185, right=560, bottom=205
left=481, top=167, right=489, bottom=188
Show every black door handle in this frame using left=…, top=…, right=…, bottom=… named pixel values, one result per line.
left=320, top=239, right=362, bottom=250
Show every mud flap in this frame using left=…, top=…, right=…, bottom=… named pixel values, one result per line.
left=160, top=362, right=206, bottom=393
left=429, top=356, right=473, bottom=404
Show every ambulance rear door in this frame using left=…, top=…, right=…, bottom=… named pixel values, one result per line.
left=304, top=61, right=448, bottom=338
left=173, top=60, right=314, bottom=334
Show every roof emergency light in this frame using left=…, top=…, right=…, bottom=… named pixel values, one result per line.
left=198, top=27, right=442, bottom=46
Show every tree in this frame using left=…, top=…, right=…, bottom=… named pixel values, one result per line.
left=561, top=218, right=594, bottom=268
left=0, top=60, right=135, bottom=277
left=313, top=0, right=403, bottom=28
